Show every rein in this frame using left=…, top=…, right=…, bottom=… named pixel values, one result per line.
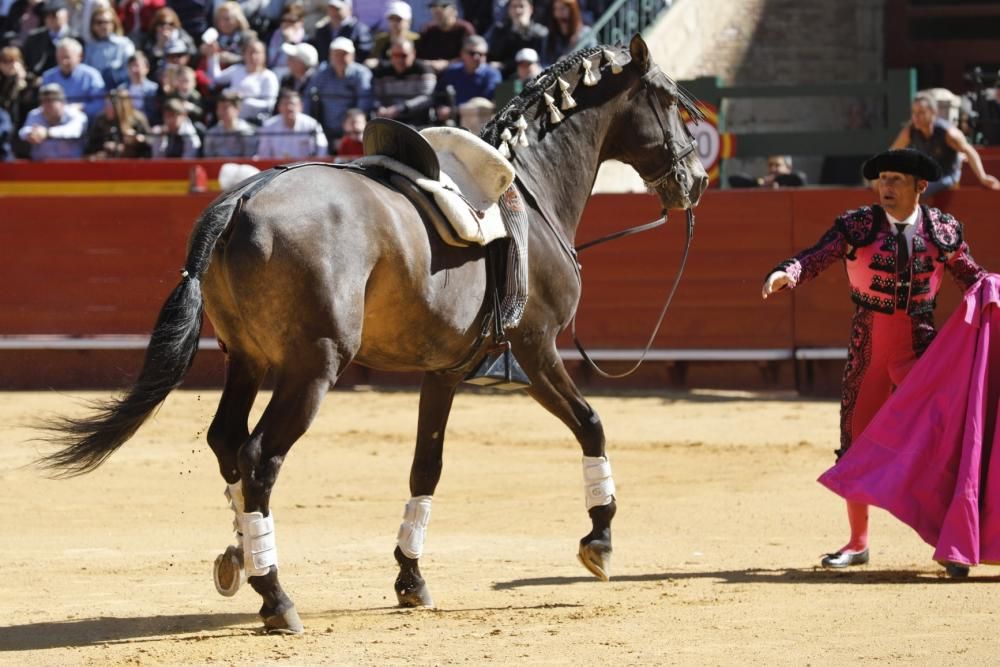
left=570, top=208, right=695, bottom=378
left=567, top=70, right=700, bottom=378
left=574, top=215, right=666, bottom=252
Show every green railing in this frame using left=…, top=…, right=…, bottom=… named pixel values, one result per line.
left=580, top=0, right=674, bottom=48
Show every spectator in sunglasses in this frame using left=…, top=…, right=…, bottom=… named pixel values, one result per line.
left=433, top=34, right=499, bottom=122
left=84, top=7, right=135, bottom=88
left=372, top=38, right=435, bottom=126
left=140, top=7, right=195, bottom=73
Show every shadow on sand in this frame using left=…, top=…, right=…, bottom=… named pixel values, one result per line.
left=0, top=613, right=258, bottom=651
left=493, top=567, right=1000, bottom=590
left=0, top=603, right=588, bottom=651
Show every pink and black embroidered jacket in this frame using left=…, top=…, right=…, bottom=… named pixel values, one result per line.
left=772, top=205, right=986, bottom=315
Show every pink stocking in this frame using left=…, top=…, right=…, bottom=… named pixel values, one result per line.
left=843, top=500, right=869, bottom=552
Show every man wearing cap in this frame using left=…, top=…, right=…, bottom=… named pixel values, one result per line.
left=18, top=82, right=88, bottom=159
left=41, top=36, right=105, bottom=119
left=22, top=0, right=80, bottom=77
left=279, top=41, right=318, bottom=98
left=416, top=0, right=474, bottom=73
left=513, top=47, right=540, bottom=84
left=762, top=148, right=988, bottom=571
left=370, top=1, right=419, bottom=66
left=303, top=35, right=372, bottom=145
left=265, top=4, right=306, bottom=79
left=311, top=0, right=372, bottom=62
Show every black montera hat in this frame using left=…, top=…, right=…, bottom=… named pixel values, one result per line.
left=862, top=148, right=942, bottom=181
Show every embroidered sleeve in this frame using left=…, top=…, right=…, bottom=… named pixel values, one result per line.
left=926, top=208, right=964, bottom=253
left=945, top=242, right=988, bottom=290
left=768, top=226, right=846, bottom=288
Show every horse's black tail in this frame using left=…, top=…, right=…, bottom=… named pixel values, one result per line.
left=38, top=183, right=254, bottom=477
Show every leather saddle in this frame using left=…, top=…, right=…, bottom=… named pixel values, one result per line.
left=360, top=119, right=513, bottom=247
left=363, top=117, right=440, bottom=181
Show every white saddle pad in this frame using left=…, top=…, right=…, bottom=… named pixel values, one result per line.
left=355, top=155, right=508, bottom=247
left=420, top=127, right=515, bottom=209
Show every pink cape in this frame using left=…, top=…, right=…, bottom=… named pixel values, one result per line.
left=818, top=273, right=1000, bottom=566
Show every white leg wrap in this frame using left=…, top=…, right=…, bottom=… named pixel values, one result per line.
left=241, top=511, right=277, bottom=577
left=396, top=495, right=432, bottom=559
left=225, top=482, right=245, bottom=537
left=583, top=456, right=616, bottom=510
left=226, top=481, right=278, bottom=577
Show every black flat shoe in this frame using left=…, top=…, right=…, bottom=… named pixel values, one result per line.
left=821, top=548, right=870, bottom=568
left=944, top=562, right=970, bottom=578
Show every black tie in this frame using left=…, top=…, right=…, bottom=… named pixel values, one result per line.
left=895, top=223, right=910, bottom=264
left=895, top=223, right=910, bottom=308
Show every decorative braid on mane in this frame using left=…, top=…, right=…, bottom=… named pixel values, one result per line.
left=480, top=45, right=610, bottom=148
left=481, top=44, right=703, bottom=151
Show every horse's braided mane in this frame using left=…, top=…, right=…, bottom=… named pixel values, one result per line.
left=480, top=44, right=704, bottom=148
left=480, top=45, right=609, bottom=147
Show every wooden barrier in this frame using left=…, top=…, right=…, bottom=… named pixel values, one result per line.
left=2, top=167, right=999, bottom=391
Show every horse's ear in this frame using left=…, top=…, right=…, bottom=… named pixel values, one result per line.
left=629, top=33, right=650, bottom=71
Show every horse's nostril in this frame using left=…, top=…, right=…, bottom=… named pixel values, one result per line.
left=697, top=175, right=709, bottom=197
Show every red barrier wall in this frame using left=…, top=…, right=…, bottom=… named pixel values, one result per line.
left=3, top=172, right=999, bottom=390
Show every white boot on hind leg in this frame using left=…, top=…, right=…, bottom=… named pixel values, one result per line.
left=214, top=481, right=280, bottom=595
left=214, top=482, right=246, bottom=597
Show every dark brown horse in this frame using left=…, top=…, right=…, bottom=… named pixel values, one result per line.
left=42, top=35, right=707, bottom=634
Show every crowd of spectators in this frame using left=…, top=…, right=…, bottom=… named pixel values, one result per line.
left=0, top=0, right=607, bottom=160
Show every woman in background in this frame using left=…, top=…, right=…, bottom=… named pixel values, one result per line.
left=66, top=0, right=99, bottom=42
left=200, top=1, right=255, bottom=70
left=543, top=0, right=587, bottom=65
left=85, top=88, right=151, bottom=157
left=265, top=3, right=305, bottom=79
left=0, top=46, right=35, bottom=133
left=84, top=6, right=136, bottom=88
left=205, top=37, right=278, bottom=124
left=141, top=7, right=196, bottom=73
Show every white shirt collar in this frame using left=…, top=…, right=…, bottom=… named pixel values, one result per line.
left=886, top=207, right=920, bottom=229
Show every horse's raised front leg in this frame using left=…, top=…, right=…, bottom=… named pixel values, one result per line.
left=521, top=343, right=616, bottom=580
left=236, top=365, right=335, bottom=634
left=207, top=352, right=267, bottom=599
left=394, top=371, right=460, bottom=608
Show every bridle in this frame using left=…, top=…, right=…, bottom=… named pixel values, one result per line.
left=568, top=68, right=699, bottom=379
left=637, top=68, right=699, bottom=197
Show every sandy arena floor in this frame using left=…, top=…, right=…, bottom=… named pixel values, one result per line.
left=2, top=388, right=998, bottom=665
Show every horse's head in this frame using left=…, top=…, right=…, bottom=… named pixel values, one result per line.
left=481, top=39, right=708, bottom=223
left=607, top=35, right=709, bottom=211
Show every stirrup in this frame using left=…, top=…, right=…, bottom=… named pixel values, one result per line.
left=464, top=342, right=531, bottom=390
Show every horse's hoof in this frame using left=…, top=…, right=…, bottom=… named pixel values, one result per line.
left=578, top=541, right=612, bottom=581
left=213, top=545, right=244, bottom=597
left=395, top=582, right=434, bottom=608
left=263, top=606, right=304, bottom=635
